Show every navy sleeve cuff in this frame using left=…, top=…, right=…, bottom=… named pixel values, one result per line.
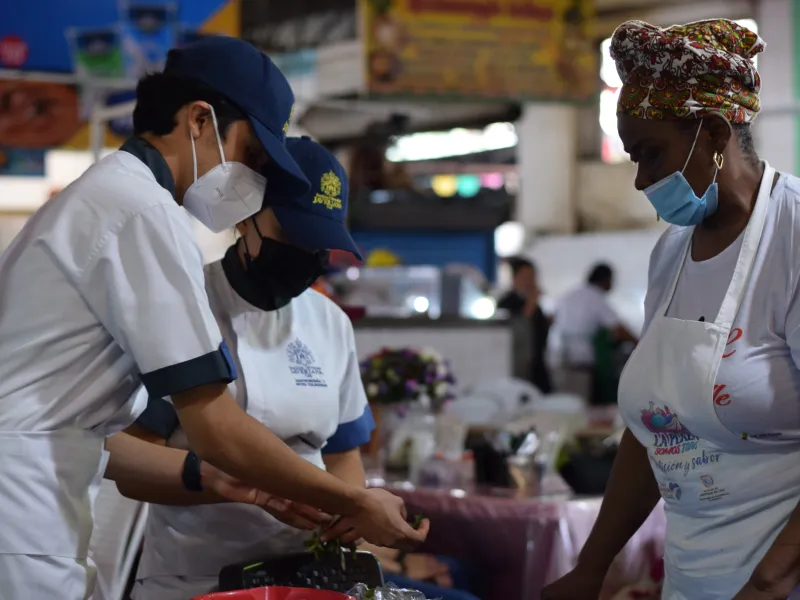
left=140, top=341, right=237, bottom=399
left=322, top=406, right=376, bottom=454
left=135, top=396, right=180, bottom=439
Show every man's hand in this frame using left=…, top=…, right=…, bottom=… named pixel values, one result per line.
left=204, top=463, right=330, bottom=530
left=522, top=287, right=540, bottom=318
left=321, top=488, right=429, bottom=550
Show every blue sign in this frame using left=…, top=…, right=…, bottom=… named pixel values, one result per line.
left=0, top=148, right=46, bottom=176
left=0, top=1, right=228, bottom=73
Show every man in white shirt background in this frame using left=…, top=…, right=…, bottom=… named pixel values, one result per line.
left=548, top=264, right=637, bottom=402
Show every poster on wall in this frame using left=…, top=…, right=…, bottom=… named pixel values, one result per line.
left=0, top=80, right=82, bottom=150
left=0, top=0, right=239, bottom=151
left=359, top=0, right=597, bottom=102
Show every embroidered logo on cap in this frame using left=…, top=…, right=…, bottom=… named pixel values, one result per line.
left=313, top=170, right=343, bottom=210
left=283, top=104, right=295, bottom=134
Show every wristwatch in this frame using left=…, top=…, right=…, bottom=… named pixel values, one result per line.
left=181, top=450, right=204, bottom=492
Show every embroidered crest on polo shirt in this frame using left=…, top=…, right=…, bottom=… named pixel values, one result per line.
left=286, top=338, right=327, bottom=387
left=313, top=171, right=343, bottom=210
left=283, top=104, right=295, bottom=134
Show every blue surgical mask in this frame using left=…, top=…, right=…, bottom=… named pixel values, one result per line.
left=643, top=123, right=719, bottom=226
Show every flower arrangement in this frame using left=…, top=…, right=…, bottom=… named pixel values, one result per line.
left=360, top=346, right=456, bottom=412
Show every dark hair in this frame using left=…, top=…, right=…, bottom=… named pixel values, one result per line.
left=731, top=122, right=759, bottom=166
left=132, top=72, right=247, bottom=138
left=588, top=263, right=613, bottom=285
left=507, top=256, right=535, bottom=277
left=678, top=119, right=759, bottom=166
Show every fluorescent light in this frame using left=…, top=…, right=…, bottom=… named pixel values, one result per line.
left=494, top=221, right=525, bottom=258
left=386, top=122, right=517, bottom=162
left=412, top=296, right=430, bottom=313
left=470, top=297, right=496, bottom=320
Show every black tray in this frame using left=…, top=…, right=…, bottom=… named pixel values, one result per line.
left=219, top=551, right=384, bottom=594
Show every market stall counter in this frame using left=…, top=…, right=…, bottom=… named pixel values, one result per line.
left=388, top=483, right=666, bottom=600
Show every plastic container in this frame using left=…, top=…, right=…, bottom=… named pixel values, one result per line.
left=192, top=587, right=355, bottom=600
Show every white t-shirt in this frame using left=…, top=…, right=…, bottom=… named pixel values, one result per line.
left=136, top=260, right=374, bottom=581
left=0, top=143, right=232, bottom=434
left=644, top=172, right=800, bottom=440
left=550, top=284, right=619, bottom=366
left=665, top=233, right=743, bottom=323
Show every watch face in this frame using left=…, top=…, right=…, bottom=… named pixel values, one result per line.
left=182, top=451, right=204, bottom=492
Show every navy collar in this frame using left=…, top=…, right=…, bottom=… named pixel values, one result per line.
left=120, top=136, right=177, bottom=199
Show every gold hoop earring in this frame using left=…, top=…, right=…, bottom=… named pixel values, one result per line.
left=713, top=152, right=724, bottom=170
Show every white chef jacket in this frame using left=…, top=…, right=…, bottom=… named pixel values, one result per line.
left=549, top=284, right=619, bottom=366
left=0, top=137, right=236, bottom=600
left=132, top=259, right=374, bottom=599
left=0, top=139, right=234, bottom=431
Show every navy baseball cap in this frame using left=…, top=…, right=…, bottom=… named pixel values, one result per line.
left=269, top=137, right=362, bottom=260
left=163, top=36, right=310, bottom=198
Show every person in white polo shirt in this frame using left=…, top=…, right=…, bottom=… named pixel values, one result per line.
left=0, top=38, right=423, bottom=600
left=126, top=137, right=374, bottom=600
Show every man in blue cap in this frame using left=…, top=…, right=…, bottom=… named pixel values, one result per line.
left=0, top=37, right=424, bottom=600
left=126, top=137, right=390, bottom=600
left=127, top=35, right=310, bottom=230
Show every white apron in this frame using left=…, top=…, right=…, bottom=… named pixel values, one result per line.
left=0, top=388, right=144, bottom=600
left=133, top=447, right=322, bottom=600
left=135, top=278, right=345, bottom=600
left=620, top=163, right=800, bottom=599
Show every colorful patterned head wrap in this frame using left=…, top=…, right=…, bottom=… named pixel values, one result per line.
left=610, top=19, right=765, bottom=123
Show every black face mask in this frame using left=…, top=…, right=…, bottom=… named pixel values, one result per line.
left=223, top=220, right=329, bottom=311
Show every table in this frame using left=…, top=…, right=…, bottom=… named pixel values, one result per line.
left=391, top=482, right=666, bottom=600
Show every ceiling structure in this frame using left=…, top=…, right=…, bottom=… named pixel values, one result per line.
left=240, top=0, right=713, bottom=52
left=241, top=0, right=756, bottom=143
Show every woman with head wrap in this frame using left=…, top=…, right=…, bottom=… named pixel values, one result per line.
left=543, top=19, right=800, bottom=600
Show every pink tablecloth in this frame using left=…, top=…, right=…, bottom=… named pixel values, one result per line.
left=393, top=487, right=666, bottom=600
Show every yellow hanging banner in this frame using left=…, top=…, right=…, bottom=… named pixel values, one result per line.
left=360, top=0, right=597, bottom=101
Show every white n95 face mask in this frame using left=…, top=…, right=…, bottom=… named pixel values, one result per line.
left=183, top=106, right=267, bottom=233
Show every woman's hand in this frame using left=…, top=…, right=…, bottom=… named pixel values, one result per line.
left=205, top=463, right=331, bottom=530
left=258, top=497, right=334, bottom=530
left=541, top=565, right=606, bottom=600
left=321, top=488, right=430, bottom=550
left=732, top=579, right=792, bottom=600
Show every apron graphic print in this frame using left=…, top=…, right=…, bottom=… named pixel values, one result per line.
left=640, top=402, right=726, bottom=499
left=641, top=402, right=697, bottom=455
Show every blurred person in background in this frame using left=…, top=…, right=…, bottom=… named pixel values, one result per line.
left=548, top=263, right=637, bottom=402
left=544, top=19, right=800, bottom=600
left=0, top=36, right=422, bottom=600
left=497, top=257, right=553, bottom=393
left=126, top=137, right=428, bottom=600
